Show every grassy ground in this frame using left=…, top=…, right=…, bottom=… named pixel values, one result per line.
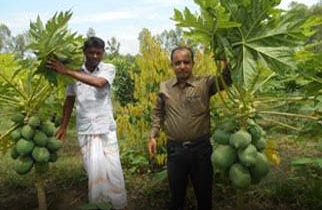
left=1, top=132, right=322, bottom=210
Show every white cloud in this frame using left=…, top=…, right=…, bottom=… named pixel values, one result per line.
left=71, top=11, right=136, bottom=24
left=0, top=12, right=50, bottom=31
left=139, top=0, right=193, bottom=7
left=279, top=0, right=320, bottom=9
left=2, top=0, right=319, bottom=55
left=119, top=37, right=139, bottom=55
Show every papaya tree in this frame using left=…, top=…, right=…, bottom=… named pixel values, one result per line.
left=0, top=11, right=83, bottom=210
left=171, top=0, right=322, bottom=202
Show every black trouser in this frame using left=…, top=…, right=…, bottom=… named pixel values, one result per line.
left=167, top=139, right=213, bottom=210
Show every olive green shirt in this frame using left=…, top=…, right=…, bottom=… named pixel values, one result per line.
left=151, top=73, right=232, bottom=142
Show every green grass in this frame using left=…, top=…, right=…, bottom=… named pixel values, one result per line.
left=2, top=126, right=322, bottom=210
left=0, top=152, right=35, bottom=188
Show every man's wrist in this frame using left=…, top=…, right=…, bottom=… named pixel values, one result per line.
left=64, top=68, right=73, bottom=75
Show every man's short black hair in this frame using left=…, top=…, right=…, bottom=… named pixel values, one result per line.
left=83, top=36, right=105, bottom=51
left=170, top=46, right=194, bottom=62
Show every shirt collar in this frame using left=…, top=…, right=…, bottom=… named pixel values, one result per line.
left=81, top=62, right=103, bottom=74
left=171, top=75, right=196, bottom=87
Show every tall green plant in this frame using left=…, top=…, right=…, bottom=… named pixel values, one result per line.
left=171, top=2, right=322, bottom=205
left=28, top=10, right=84, bottom=85
left=0, top=11, right=84, bottom=210
left=172, top=0, right=321, bottom=131
left=108, top=56, right=137, bottom=106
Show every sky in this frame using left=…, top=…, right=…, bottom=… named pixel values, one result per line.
left=0, top=0, right=320, bottom=55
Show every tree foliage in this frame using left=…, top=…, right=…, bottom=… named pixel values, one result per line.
left=0, top=24, right=30, bottom=58
left=108, top=55, right=137, bottom=106
left=170, top=1, right=322, bottom=173
left=106, top=37, right=120, bottom=59
left=117, top=29, right=170, bottom=157
left=28, top=10, right=84, bottom=85
left=0, top=53, right=64, bottom=152
left=172, top=0, right=321, bottom=90
left=0, top=24, right=14, bottom=53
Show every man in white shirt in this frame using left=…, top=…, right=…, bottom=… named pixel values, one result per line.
left=47, top=36, right=127, bottom=210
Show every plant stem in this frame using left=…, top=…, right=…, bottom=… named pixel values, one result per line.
left=236, top=189, right=245, bottom=210
left=0, top=95, right=20, bottom=102
left=254, top=96, right=315, bottom=103
left=35, top=173, right=47, bottom=210
left=0, top=98, right=19, bottom=105
left=0, top=71, right=27, bottom=100
left=217, top=61, right=238, bottom=102
left=0, top=124, right=21, bottom=141
left=259, top=111, right=318, bottom=120
left=251, top=72, right=276, bottom=95
left=215, top=68, right=233, bottom=110
left=261, top=118, right=300, bottom=131
left=28, top=75, right=44, bottom=104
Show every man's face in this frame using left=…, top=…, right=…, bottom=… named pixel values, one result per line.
left=171, top=49, right=194, bottom=82
left=84, top=47, right=105, bottom=68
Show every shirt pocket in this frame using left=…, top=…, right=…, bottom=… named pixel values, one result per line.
left=76, top=82, right=96, bottom=102
left=95, top=86, right=108, bottom=99
left=184, top=94, right=207, bottom=116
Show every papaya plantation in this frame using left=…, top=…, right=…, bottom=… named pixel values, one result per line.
left=1, top=1, right=322, bottom=210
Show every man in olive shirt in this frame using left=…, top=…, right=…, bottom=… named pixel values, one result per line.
left=148, top=46, right=232, bottom=210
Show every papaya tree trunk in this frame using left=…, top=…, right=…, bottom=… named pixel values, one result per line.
left=236, top=189, right=245, bottom=210
left=35, top=173, right=47, bottom=210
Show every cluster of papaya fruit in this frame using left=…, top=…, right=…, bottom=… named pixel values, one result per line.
left=9, top=113, right=63, bottom=175
left=211, top=119, right=270, bottom=189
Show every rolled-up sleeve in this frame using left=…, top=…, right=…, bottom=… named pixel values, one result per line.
left=97, top=64, right=116, bottom=86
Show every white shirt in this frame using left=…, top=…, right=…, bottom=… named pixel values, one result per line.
left=66, top=62, right=117, bottom=134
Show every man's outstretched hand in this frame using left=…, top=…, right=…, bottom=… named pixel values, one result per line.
left=46, top=58, right=69, bottom=75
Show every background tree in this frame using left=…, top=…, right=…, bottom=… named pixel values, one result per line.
left=288, top=1, right=322, bottom=52
left=108, top=55, right=138, bottom=107
left=13, top=32, right=30, bottom=58
left=158, top=27, right=197, bottom=53
left=0, top=24, right=14, bottom=53
left=0, top=24, right=30, bottom=58
left=106, top=36, right=120, bottom=59
left=158, top=27, right=183, bottom=52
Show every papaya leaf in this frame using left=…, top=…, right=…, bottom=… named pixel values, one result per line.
left=78, top=203, right=99, bottom=210
left=96, top=202, right=112, bottom=210
left=27, top=10, right=84, bottom=86
left=292, top=157, right=316, bottom=166
left=172, top=0, right=314, bottom=90
left=292, top=157, right=322, bottom=169
left=151, top=169, right=168, bottom=187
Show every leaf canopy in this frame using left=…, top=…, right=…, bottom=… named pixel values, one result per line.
left=172, top=0, right=320, bottom=90
left=28, top=10, right=84, bottom=85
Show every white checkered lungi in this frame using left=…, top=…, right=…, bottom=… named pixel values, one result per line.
left=78, top=131, right=127, bottom=209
